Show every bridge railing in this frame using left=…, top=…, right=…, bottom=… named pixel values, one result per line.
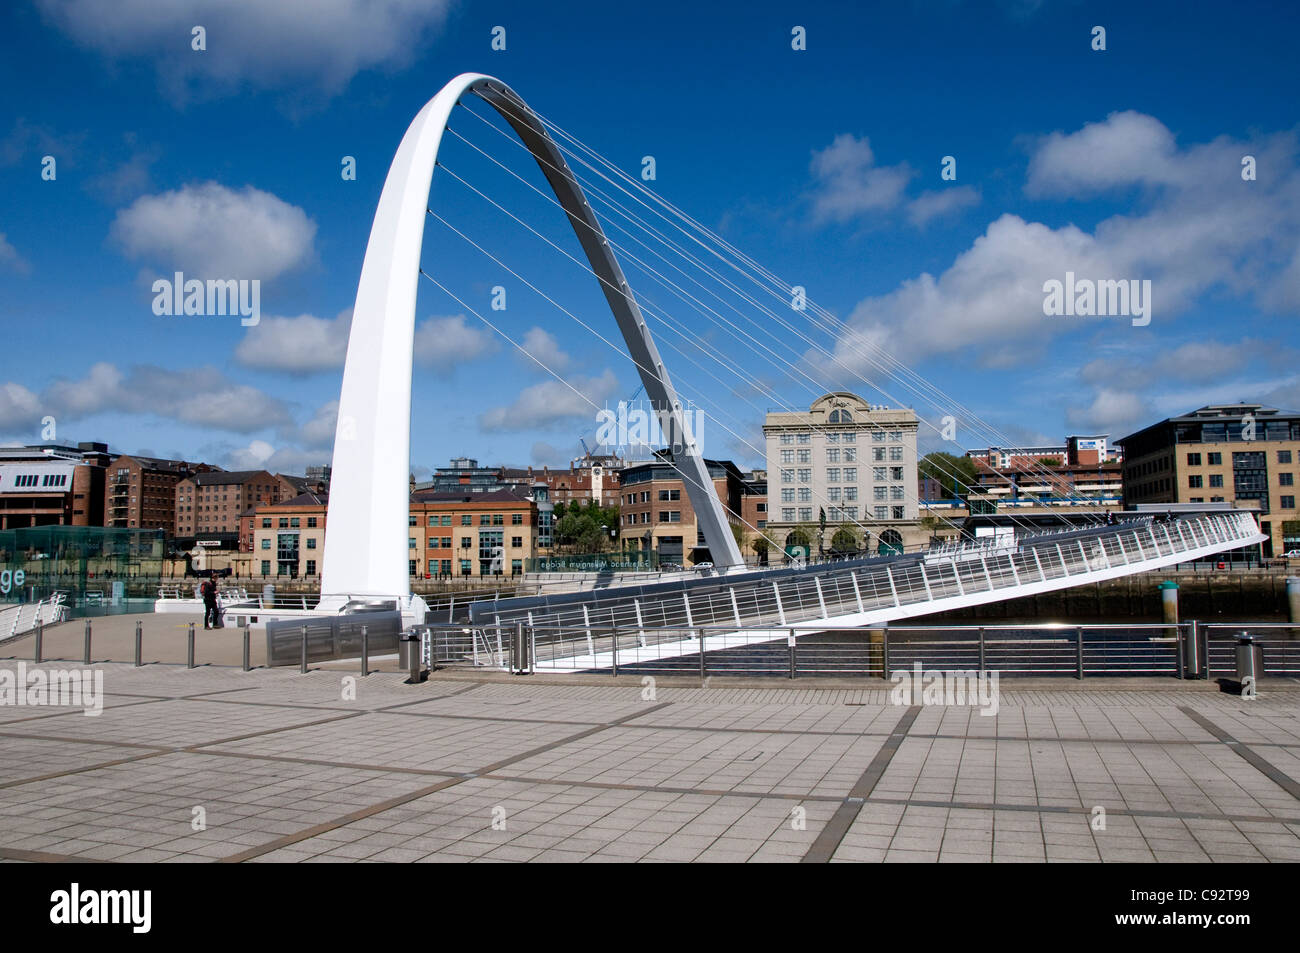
left=416, top=618, right=1298, bottom=678
left=470, top=513, right=1262, bottom=658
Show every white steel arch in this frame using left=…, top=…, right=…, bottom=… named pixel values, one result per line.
left=320, top=73, right=743, bottom=608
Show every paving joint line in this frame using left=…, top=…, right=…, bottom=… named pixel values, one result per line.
left=217, top=701, right=676, bottom=862
left=1179, top=706, right=1300, bottom=802
left=801, top=706, right=921, bottom=863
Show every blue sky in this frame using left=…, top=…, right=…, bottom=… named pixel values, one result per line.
left=0, top=0, right=1297, bottom=477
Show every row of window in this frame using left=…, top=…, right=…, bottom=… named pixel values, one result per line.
left=12, top=473, right=69, bottom=488
left=417, top=536, right=527, bottom=549
left=1188, top=473, right=1294, bottom=489
left=778, top=505, right=906, bottom=522
left=778, top=429, right=905, bottom=445
left=259, top=516, right=319, bottom=528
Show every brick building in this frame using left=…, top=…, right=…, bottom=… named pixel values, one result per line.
left=104, top=454, right=213, bottom=533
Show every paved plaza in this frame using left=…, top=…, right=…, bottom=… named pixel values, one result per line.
left=0, top=652, right=1298, bottom=863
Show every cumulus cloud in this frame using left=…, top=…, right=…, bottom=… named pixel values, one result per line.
left=36, top=0, right=452, bottom=105
left=412, top=314, right=498, bottom=369
left=0, top=382, right=43, bottom=431
left=235, top=310, right=351, bottom=373
left=808, top=134, right=914, bottom=223
left=0, top=233, right=30, bottom=274
left=517, top=327, right=570, bottom=372
left=38, top=362, right=294, bottom=433
left=479, top=370, right=620, bottom=431
left=822, top=112, right=1300, bottom=376
left=906, top=186, right=981, bottom=226
left=222, top=440, right=327, bottom=474
left=297, top=400, right=339, bottom=449
left=110, top=181, right=316, bottom=280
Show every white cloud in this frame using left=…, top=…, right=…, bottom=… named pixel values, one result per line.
left=39, top=362, right=294, bottom=433
left=906, top=186, right=981, bottom=226
left=36, top=0, right=452, bottom=104
left=808, top=134, right=913, bottom=223
left=479, top=370, right=620, bottom=431
left=110, top=181, right=316, bottom=280
left=235, top=310, right=351, bottom=373
left=413, top=314, right=498, bottom=369
left=0, top=233, right=30, bottom=274
left=823, top=113, right=1300, bottom=374
left=0, top=382, right=43, bottom=431
left=517, top=327, right=570, bottom=372
left=1064, top=388, right=1154, bottom=435
left=221, top=440, right=328, bottom=474
left=297, top=400, right=338, bottom=449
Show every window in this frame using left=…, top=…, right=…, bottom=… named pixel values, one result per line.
left=512, top=513, right=523, bottom=524
left=461, top=515, right=472, bottom=525
left=826, top=448, right=840, bottom=463
left=260, top=539, right=270, bottom=550
left=512, top=536, right=523, bottom=548
left=874, top=506, right=888, bottom=519
left=780, top=469, right=793, bottom=484
left=658, top=489, right=680, bottom=501
left=460, top=538, right=472, bottom=549
left=261, top=518, right=271, bottom=528
left=442, top=515, right=452, bottom=526
left=1281, top=473, right=1294, bottom=486
left=873, top=431, right=886, bottom=442
left=874, top=486, right=888, bottom=501
left=827, top=487, right=841, bottom=502
left=1282, top=496, right=1296, bottom=509
left=779, top=434, right=793, bottom=445
left=1210, top=474, right=1224, bottom=488
left=782, top=508, right=795, bottom=521
left=1188, top=475, right=1203, bottom=488
left=888, top=447, right=903, bottom=462
left=1187, top=452, right=1202, bottom=466
left=781, top=488, right=794, bottom=503
left=892, top=506, right=905, bottom=520
left=307, top=517, right=317, bottom=528
left=890, top=467, right=904, bottom=481
left=890, top=486, right=904, bottom=501
left=460, top=559, right=472, bottom=576
left=511, top=560, right=522, bottom=576
left=845, top=486, right=857, bottom=501
left=826, top=433, right=840, bottom=443
left=797, top=433, right=811, bottom=444
left=889, top=431, right=902, bottom=442
left=407, top=515, right=416, bottom=526
left=844, top=468, right=857, bottom=482
left=843, top=433, right=855, bottom=443
left=780, top=450, right=794, bottom=464
left=873, top=467, right=886, bottom=481
left=291, top=518, right=300, bottom=528
left=306, top=538, right=317, bottom=549
left=1280, top=450, right=1293, bottom=464
left=843, top=448, right=856, bottom=462
left=1207, top=452, right=1222, bottom=465
left=278, top=518, right=288, bottom=528
left=798, top=487, right=812, bottom=503
left=826, top=468, right=841, bottom=482
left=873, top=447, right=886, bottom=462
left=261, top=560, right=271, bottom=575
left=798, top=507, right=812, bottom=521
left=408, top=537, right=417, bottom=550
left=797, top=469, right=811, bottom=483
left=305, top=560, right=316, bottom=576
left=796, top=449, right=811, bottom=463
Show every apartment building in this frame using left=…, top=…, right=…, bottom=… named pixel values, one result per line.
left=175, top=470, right=280, bottom=545
left=618, top=454, right=751, bottom=566
left=1118, top=403, right=1300, bottom=556
left=250, top=492, right=327, bottom=578
left=104, top=454, right=212, bottom=533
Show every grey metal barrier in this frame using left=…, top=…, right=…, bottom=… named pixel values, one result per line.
left=264, top=611, right=403, bottom=668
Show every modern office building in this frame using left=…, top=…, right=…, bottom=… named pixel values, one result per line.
left=1118, top=403, right=1300, bottom=556
left=0, top=442, right=112, bottom=529
left=618, top=453, right=755, bottom=566
left=763, top=392, right=919, bottom=555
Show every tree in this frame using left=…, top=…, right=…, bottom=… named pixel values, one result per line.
left=918, top=451, right=978, bottom=498
left=829, top=527, right=859, bottom=554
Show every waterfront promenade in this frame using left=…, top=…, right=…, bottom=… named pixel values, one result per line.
left=0, top=653, right=1297, bottom=862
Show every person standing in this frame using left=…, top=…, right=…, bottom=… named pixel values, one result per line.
left=201, top=575, right=218, bottom=630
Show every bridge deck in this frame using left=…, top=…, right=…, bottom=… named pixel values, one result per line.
left=461, top=513, right=1265, bottom=671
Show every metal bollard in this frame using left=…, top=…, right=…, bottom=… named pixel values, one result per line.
left=361, top=624, right=369, bottom=677
left=611, top=623, right=619, bottom=677
left=699, top=629, right=706, bottom=682
left=1075, top=626, right=1085, bottom=679
left=187, top=622, right=195, bottom=669
left=881, top=625, right=890, bottom=678
left=243, top=624, right=251, bottom=672
left=300, top=624, right=308, bottom=674
left=34, top=619, right=43, bottom=664
left=134, top=620, right=142, bottom=667
left=83, top=619, right=92, bottom=665
left=404, top=633, right=423, bottom=684
left=788, top=628, right=796, bottom=679
left=978, top=627, right=986, bottom=673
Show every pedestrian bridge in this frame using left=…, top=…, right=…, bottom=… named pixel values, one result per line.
left=462, top=511, right=1266, bottom=671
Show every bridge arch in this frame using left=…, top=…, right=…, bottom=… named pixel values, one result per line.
left=320, top=73, right=742, bottom=606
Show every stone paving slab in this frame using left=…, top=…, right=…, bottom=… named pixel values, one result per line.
left=0, top=660, right=1297, bottom=863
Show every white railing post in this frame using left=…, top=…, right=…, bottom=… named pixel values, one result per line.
left=814, top=577, right=828, bottom=618
left=1032, top=547, right=1046, bottom=582
left=1008, top=553, right=1020, bottom=586
left=582, top=605, right=594, bottom=658
left=773, top=582, right=786, bottom=626
left=979, top=555, right=994, bottom=590
left=918, top=563, right=933, bottom=600
left=681, top=592, right=693, bottom=629
left=886, top=567, right=900, bottom=607
left=1056, top=543, right=1070, bottom=576
left=634, top=598, right=646, bottom=647
left=950, top=558, right=965, bottom=595
left=851, top=570, right=865, bottom=612
left=729, top=587, right=742, bottom=628
left=1077, top=540, right=1090, bottom=570
left=1148, top=524, right=1161, bottom=555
